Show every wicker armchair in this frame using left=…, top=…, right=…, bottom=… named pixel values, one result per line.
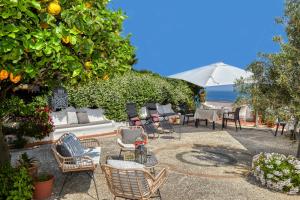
left=117, top=126, right=148, bottom=158
left=51, top=133, right=101, bottom=199
left=101, top=164, right=168, bottom=200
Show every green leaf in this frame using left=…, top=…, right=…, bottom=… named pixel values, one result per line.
left=72, top=68, right=82, bottom=77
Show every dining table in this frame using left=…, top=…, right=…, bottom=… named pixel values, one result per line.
left=194, top=108, right=222, bottom=129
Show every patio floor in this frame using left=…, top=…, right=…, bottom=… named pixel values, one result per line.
left=11, top=124, right=299, bottom=200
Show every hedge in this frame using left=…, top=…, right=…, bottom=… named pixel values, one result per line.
left=66, top=71, right=194, bottom=121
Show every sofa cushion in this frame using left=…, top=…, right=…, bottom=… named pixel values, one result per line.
left=76, top=111, right=90, bottom=124
left=121, top=129, right=143, bottom=144
left=156, top=103, right=165, bottom=115
left=54, top=120, right=112, bottom=129
left=67, top=111, right=78, bottom=124
left=51, top=110, right=67, bottom=126
left=80, top=108, right=105, bottom=122
left=62, top=133, right=85, bottom=156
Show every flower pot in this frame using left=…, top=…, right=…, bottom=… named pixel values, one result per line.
left=33, top=175, right=54, bottom=200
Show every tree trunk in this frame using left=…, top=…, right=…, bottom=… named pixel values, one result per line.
left=0, top=122, right=10, bottom=165
left=297, top=134, right=300, bottom=158
left=255, top=110, right=259, bottom=128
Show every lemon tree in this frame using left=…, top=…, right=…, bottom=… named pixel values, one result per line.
left=0, top=0, right=135, bottom=164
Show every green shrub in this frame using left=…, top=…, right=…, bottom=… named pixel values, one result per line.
left=0, top=164, right=33, bottom=200
left=66, top=71, right=194, bottom=121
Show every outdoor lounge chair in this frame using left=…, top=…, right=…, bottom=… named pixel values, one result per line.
left=117, top=126, right=148, bottom=158
left=51, top=133, right=101, bottom=199
left=146, top=103, right=175, bottom=133
left=126, top=102, right=159, bottom=137
left=101, top=164, right=168, bottom=200
left=222, top=107, right=242, bottom=131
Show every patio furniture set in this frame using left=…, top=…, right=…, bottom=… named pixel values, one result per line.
left=52, top=126, right=168, bottom=200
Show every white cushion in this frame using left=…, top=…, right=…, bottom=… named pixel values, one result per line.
left=139, top=107, right=148, bottom=119
left=81, top=108, right=105, bottom=122
left=156, top=103, right=165, bottom=114
left=107, top=160, right=144, bottom=169
left=84, top=147, right=101, bottom=164
left=50, top=110, right=67, bottom=126
left=162, top=104, right=175, bottom=114
left=67, top=111, right=78, bottom=124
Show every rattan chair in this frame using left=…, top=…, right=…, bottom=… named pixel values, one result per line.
left=101, top=164, right=168, bottom=200
left=117, top=126, right=148, bottom=157
left=52, top=133, right=101, bottom=199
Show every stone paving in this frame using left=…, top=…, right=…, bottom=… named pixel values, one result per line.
left=11, top=124, right=300, bottom=200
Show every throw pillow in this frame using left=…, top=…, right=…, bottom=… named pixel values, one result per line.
left=121, top=129, right=143, bottom=144
left=156, top=103, right=164, bottom=115
left=50, top=110, right=67, bottom=126
left=77, top=111, right=90, bottom=124
left=67, top=111, right=78, bottom=124
left=62, top=133, right=85, bottom=156
left=82, top=108, right=105, bottom=122
left=56, top=144, right=71, bottom=157
left=162, top=104, right=175, bottom=114
left=139, top=107, right=148, bottom=119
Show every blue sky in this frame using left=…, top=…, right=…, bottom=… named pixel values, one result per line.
left=109, top=0, right=285, bottom=76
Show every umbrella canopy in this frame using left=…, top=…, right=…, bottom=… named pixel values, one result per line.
left=168, top=62, right=252, bottom=87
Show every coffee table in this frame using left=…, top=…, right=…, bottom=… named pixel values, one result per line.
left=106, top=151, right=158, bottom=174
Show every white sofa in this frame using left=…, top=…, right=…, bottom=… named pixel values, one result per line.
left=49, top=107, right=116, bottom=140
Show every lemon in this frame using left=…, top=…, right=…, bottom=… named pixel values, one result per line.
left=84, top=61, right=92, bottom=69
left=102, top=74, right=109, bottom=81
left=62, top=36, right=70, bottom=44
left=85, top=2, right=92, bottom=8
left=48, top=1, right=61, bottom=16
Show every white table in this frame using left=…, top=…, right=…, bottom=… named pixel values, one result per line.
left=194, top=108, right=220, bottom=129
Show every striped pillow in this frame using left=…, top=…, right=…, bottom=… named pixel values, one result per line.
left=62, top=133, right=85, bottom=157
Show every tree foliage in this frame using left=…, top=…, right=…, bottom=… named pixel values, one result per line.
left=66, top=71, right=194, bottom=121
left=236, top=0, right=300, bottom=157
left=0, top=0, right=135, bottom=95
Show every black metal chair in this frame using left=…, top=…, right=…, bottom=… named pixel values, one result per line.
left=274, top=120, right=286, bottom=136
left=125, top=103, right=158, bottom=137
left=178, top=103, right=195, bottom=125
left=222, top=107, right=242, bottom=131
left=145, top=103, right=174, bottom=132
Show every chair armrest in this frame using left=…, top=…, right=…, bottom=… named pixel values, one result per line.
left=80, top=138, right=100, bottom=148
left=151, top=168, right=168, bottom=193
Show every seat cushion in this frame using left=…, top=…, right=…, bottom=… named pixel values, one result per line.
left=121, top=129, right=143, bottom=144
left=139, top=107, right=149, bottom=119
left=62, top=133, right=85, bottom=156
left=84, top=147, right=101, bottom=164
left=80, top=108, right=105, bottom=122
left=107, top=160, right=144, bottom=169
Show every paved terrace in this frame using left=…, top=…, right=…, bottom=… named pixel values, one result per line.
left=11, top=124, right=299, bottom=200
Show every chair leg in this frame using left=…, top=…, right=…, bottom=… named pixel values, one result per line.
left=238, top=119, right=241, bottom=130
left=274, top=123, right=279, bottom=136
left=182, top=115, right=186, bottom=125
left=235, top=120, right=238, bottom=131
left=281, top=124, right=285, bottom=135
left=205, top=119, right=208, bottom=126
left=59, top=173, right=72, bottom=197
left=87, top=171, right=99, bottom=200
left=119, top=149, right=123, bottom=158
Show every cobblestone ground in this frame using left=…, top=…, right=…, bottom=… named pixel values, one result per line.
left=11, top=124, right=299, bottom=200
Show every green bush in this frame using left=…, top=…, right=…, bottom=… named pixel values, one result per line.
left=0, top=164, right=33, bottom=200
left=66, top=71, right=194, bottom=121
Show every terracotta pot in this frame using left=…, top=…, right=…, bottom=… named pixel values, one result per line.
left=33, top=175, right=54, bottom=200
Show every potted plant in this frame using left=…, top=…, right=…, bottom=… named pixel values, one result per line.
left=17, top=152, right=39, bottom=178
left=199, top=89, right=206, bottom=103
left=33, top=173, right=54, bottom=200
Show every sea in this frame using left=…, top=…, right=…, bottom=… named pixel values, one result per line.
left=205, top=85, right=237, bottom=102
